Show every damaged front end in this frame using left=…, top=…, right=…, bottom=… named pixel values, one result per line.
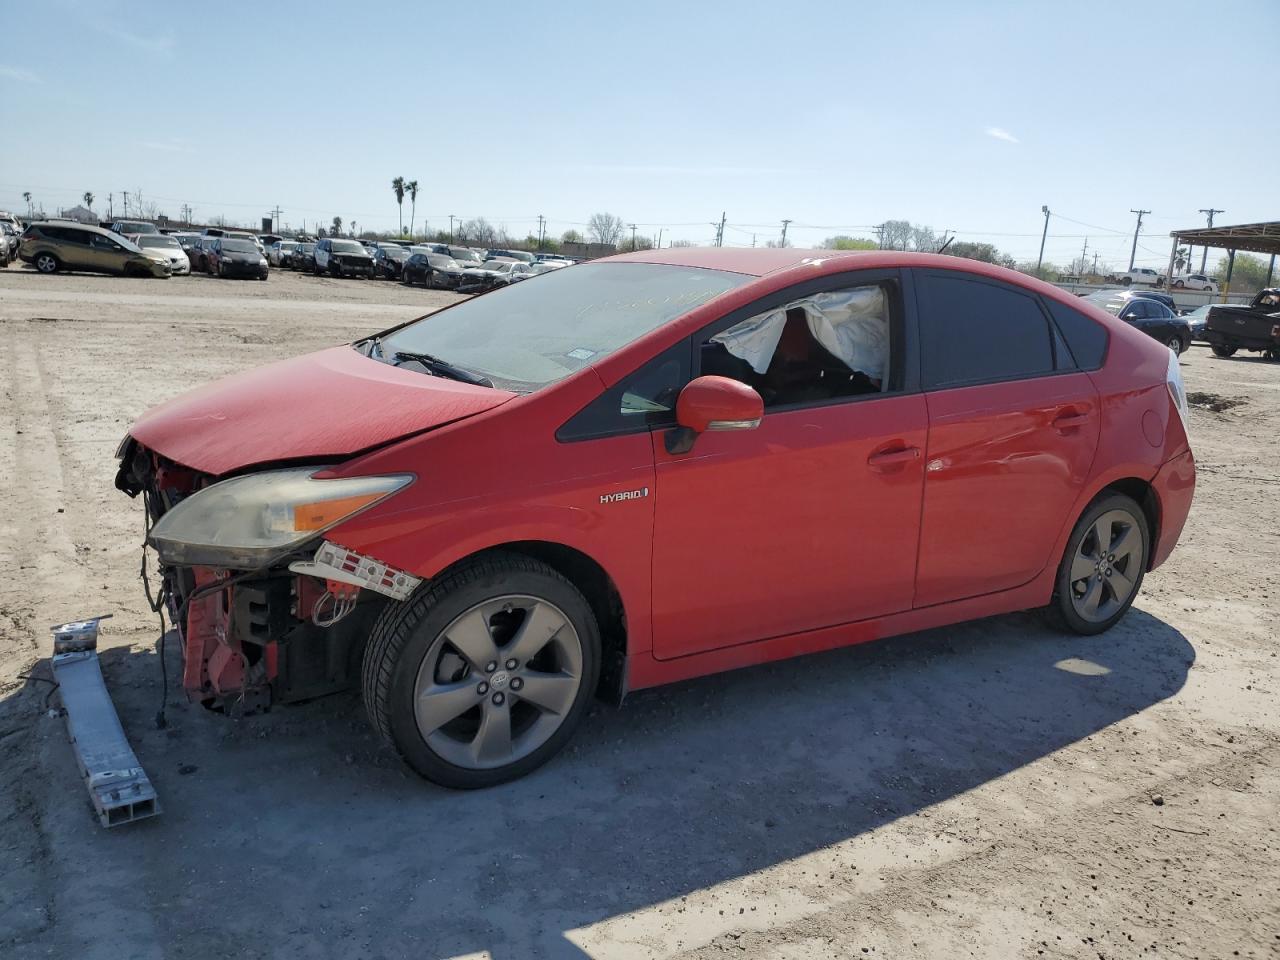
left=116, top=438, right=418, bottom=713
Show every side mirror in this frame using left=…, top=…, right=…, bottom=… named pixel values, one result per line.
left=666, top=376, right=763, bottom=454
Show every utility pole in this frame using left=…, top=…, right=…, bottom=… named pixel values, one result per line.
left=122, top=191, right=129, bottom=217
left=629, top=223, right=637, bottom=250
left=536, top=214, right=546, bottom=249
left=1197, top=207, right=1223, bottom=273
left=1092, top=250, right=1100, bottom=275
left=655, top=228, right=663, bottom=249
left=1079, top=237, right=1088, bottom=276
left=780, top=219, right=791, bottom=248
left=448, top=215, right=456, bottom=243
left=1036, top=205, right=1050, bottom=275
left=874, top=223, right=885, bottom=249
left=269, top=205, right=283, bottom=233
left=107, top=193, right=113, bottom=219
left=714, top=212, right=726, bottom=247
left=1128, top=209, right=1150, bottom=271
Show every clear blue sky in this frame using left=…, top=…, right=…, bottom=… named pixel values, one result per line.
left=3, top=0, right=1277, bottom=269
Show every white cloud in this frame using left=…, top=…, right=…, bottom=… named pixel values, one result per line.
left=0, top=65, right=40, bottom=84
left=984, top=126, right=1020, bottom=144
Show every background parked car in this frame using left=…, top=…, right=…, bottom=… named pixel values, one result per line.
left=111, top=219, right=159, bottom=237
left=402, top=252, right=465, bottom=288
left=1104, top=267, right=1164, bottom=287
left=291, top=241, right=317, bottom=271
left=206, top=236, right=269, bottom=280
left=484, top=247, right=536, bottom=264
left=314, top=238, right=374, bottom=277
left=188, top=236, right=216, bottom=272
left=1170, top=273, right=1219, bottom=292
left=1182, top=304, right=1213, bottom=343
left=1091, top=293, right=1190, bottom=353
left=447, top=245, right=484, bottom=267
left=268, top=240, right=298, bottom=267
left=457, top=258, right=529, bottom=292
left=131, top=233, right=192, bottom=275
left=19, top=222, right=171, bottom=277
left=371, top=243, right=411, bottom=279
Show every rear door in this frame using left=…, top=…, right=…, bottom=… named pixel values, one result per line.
left=52, top=227, right=94, bottom=269
left=911, top=270, right=1100, bottom=608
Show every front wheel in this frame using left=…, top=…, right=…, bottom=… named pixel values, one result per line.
left=1121, top=276, right=1132, bottom=286
left=1046, top=493, right=1148, bottom=635
left=1211, top=344, right=1237, bottom=358
left=1166, top=335, right=1183, bottom=353
left=363, top=553, right=601, bottom=789
left=1173, top=280, right=1184, bottom=289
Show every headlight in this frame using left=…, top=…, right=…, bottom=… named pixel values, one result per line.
left=148, top=467, right=413, bottom=568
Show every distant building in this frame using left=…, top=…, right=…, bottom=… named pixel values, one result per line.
left=60, top=204, right=97, bottom=223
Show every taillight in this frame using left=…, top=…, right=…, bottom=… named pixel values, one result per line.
left=1166, top=348, right=1189, bottom=430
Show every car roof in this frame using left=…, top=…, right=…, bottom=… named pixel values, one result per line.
left=33, top=220, right=114, bottom=237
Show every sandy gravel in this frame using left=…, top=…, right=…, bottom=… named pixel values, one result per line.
left=0, top=265, right=1276, bottom=960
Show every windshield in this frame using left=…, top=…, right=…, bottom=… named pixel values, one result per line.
left=483, top=260, right=513, bottom=271
left=450, top=248, right=481, bottom=262
left=381, top=246, right=409, bottom=259
left=427, top=255, right=459, bottom=269
left=331, top=240, right=365, bottom=254
left=138, top=235, right=181, bottom=250
left=221, top=239, right=258, bottom=254
left=281, top=241, right=297, bottom=249
left=118, top=221, right=157, bottom=234
left=298, top=243, right=315, bottom=253
left=379, top=263, right=750, bottom=392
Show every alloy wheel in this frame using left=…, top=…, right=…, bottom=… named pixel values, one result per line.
left=35, top=253, right=57, bottom=273
left=413, top=595, right=584, bottom=770
left=1067, top=509, right=1144, bottom=623
left=1167, top=336, right=1183, bottom=353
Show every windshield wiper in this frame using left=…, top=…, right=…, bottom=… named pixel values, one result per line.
left=393, top=350, right=493, bottom=388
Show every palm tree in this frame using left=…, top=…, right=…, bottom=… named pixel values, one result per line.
left=22, top=191, right=32, bottom=217
left=391, top=177, right=406, bottom=236
left=83, top=191, right=95, bottom=210
left=332, top=216, right=343, bottom=237
left=406, top=180, right=419, bottom=238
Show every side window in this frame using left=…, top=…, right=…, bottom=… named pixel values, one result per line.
left=697, top=283, right=895, bottom=409
left=557, top=341, right=690, bottom=441
left=916, top=272, right=1053, bottom=388
left=90, top=233, right=119, bottom=250
left=1044, top=299, right=1108, bottom=370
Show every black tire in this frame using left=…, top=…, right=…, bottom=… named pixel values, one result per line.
left=1173, top=279, right=1184, bottom=289
left=1121, top=276, right=1132, bottom=286
left=1166, top=335, right=1183, bottom=354
left=1211, top=344, right=1237, bottom=358
left=1046, top=492, right=1149, bottom=636
left=34, top=252, right=60, bottom=274
left=363, top=552, right=600, bottom=789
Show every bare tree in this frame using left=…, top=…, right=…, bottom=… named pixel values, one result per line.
left=406, top=180, right=419, bottom=238
left=586, top=212, right=625, bottom=246
left=391, top=177, right=406, bottom=235
left=669, top=239, right=695, bottom=248
left=461, top=218, right=497, bottom=245
left=908, top=224, right=938, bottom=252
left=878, top=220, right=913, bottom=251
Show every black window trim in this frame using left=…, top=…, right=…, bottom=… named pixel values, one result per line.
left=909, top=267, right=1088, bottom=392
left=1039, top=294, right=1110, bottom=372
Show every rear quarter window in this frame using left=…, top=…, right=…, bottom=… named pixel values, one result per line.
left=1044, top=299, right=1109, bottom=370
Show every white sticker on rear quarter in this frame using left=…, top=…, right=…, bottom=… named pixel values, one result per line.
left=566, top=348, right=595, bottom=361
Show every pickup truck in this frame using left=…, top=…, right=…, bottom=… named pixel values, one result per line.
left=1204, top=288, right=1280, bottom=359
left=1105, top=267, right=1164, bottom=287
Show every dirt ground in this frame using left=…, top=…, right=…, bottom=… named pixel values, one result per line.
left=1, top=265, right=1276, bottom=960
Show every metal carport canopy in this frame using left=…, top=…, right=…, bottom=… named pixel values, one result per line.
left=1168, top=220, right=1280, bottom=256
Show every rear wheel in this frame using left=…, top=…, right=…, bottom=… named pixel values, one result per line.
left=1046, top=493, right=1148, bottom=635
left=1166, top=334, right=1183, bottom=353
left=363, top=553, right=600, bottom=789
left=34, top=252, right=59, bottom=274
left=1173, top=279, right=1184, bottom=289
left=1121, top=276, right=1132, bottom=286
left=1211, top=344, right=1237, bottom=358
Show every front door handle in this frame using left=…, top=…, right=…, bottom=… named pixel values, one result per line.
left=867, top=445, right=921, bottom=469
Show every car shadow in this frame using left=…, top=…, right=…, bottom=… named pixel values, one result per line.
left=5, top=607, right=1193, bottom=959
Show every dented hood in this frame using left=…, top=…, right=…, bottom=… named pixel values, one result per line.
left=129, top=345, right=515, bottom=475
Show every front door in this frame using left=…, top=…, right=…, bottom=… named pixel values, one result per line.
left=650, top=271, right=928, bottom=660
left=911, top=269, right=1100, bottom=607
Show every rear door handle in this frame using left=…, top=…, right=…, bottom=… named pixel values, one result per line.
left=867, top=445, right=921, bottom=468
left=1052, top=410, right=1090, bottom=431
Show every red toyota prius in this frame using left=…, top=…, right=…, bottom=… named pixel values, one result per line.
left=117, top=248, right=1195, bottom=788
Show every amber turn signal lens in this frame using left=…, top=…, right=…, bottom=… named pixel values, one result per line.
left=292, top=493, right=383, bottom=531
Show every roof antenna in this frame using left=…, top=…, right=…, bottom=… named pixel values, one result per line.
left=936, top=233, right=954, bottom=254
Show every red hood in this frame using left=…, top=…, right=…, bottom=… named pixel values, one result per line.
left=129, top=345, right=514, bottom=475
